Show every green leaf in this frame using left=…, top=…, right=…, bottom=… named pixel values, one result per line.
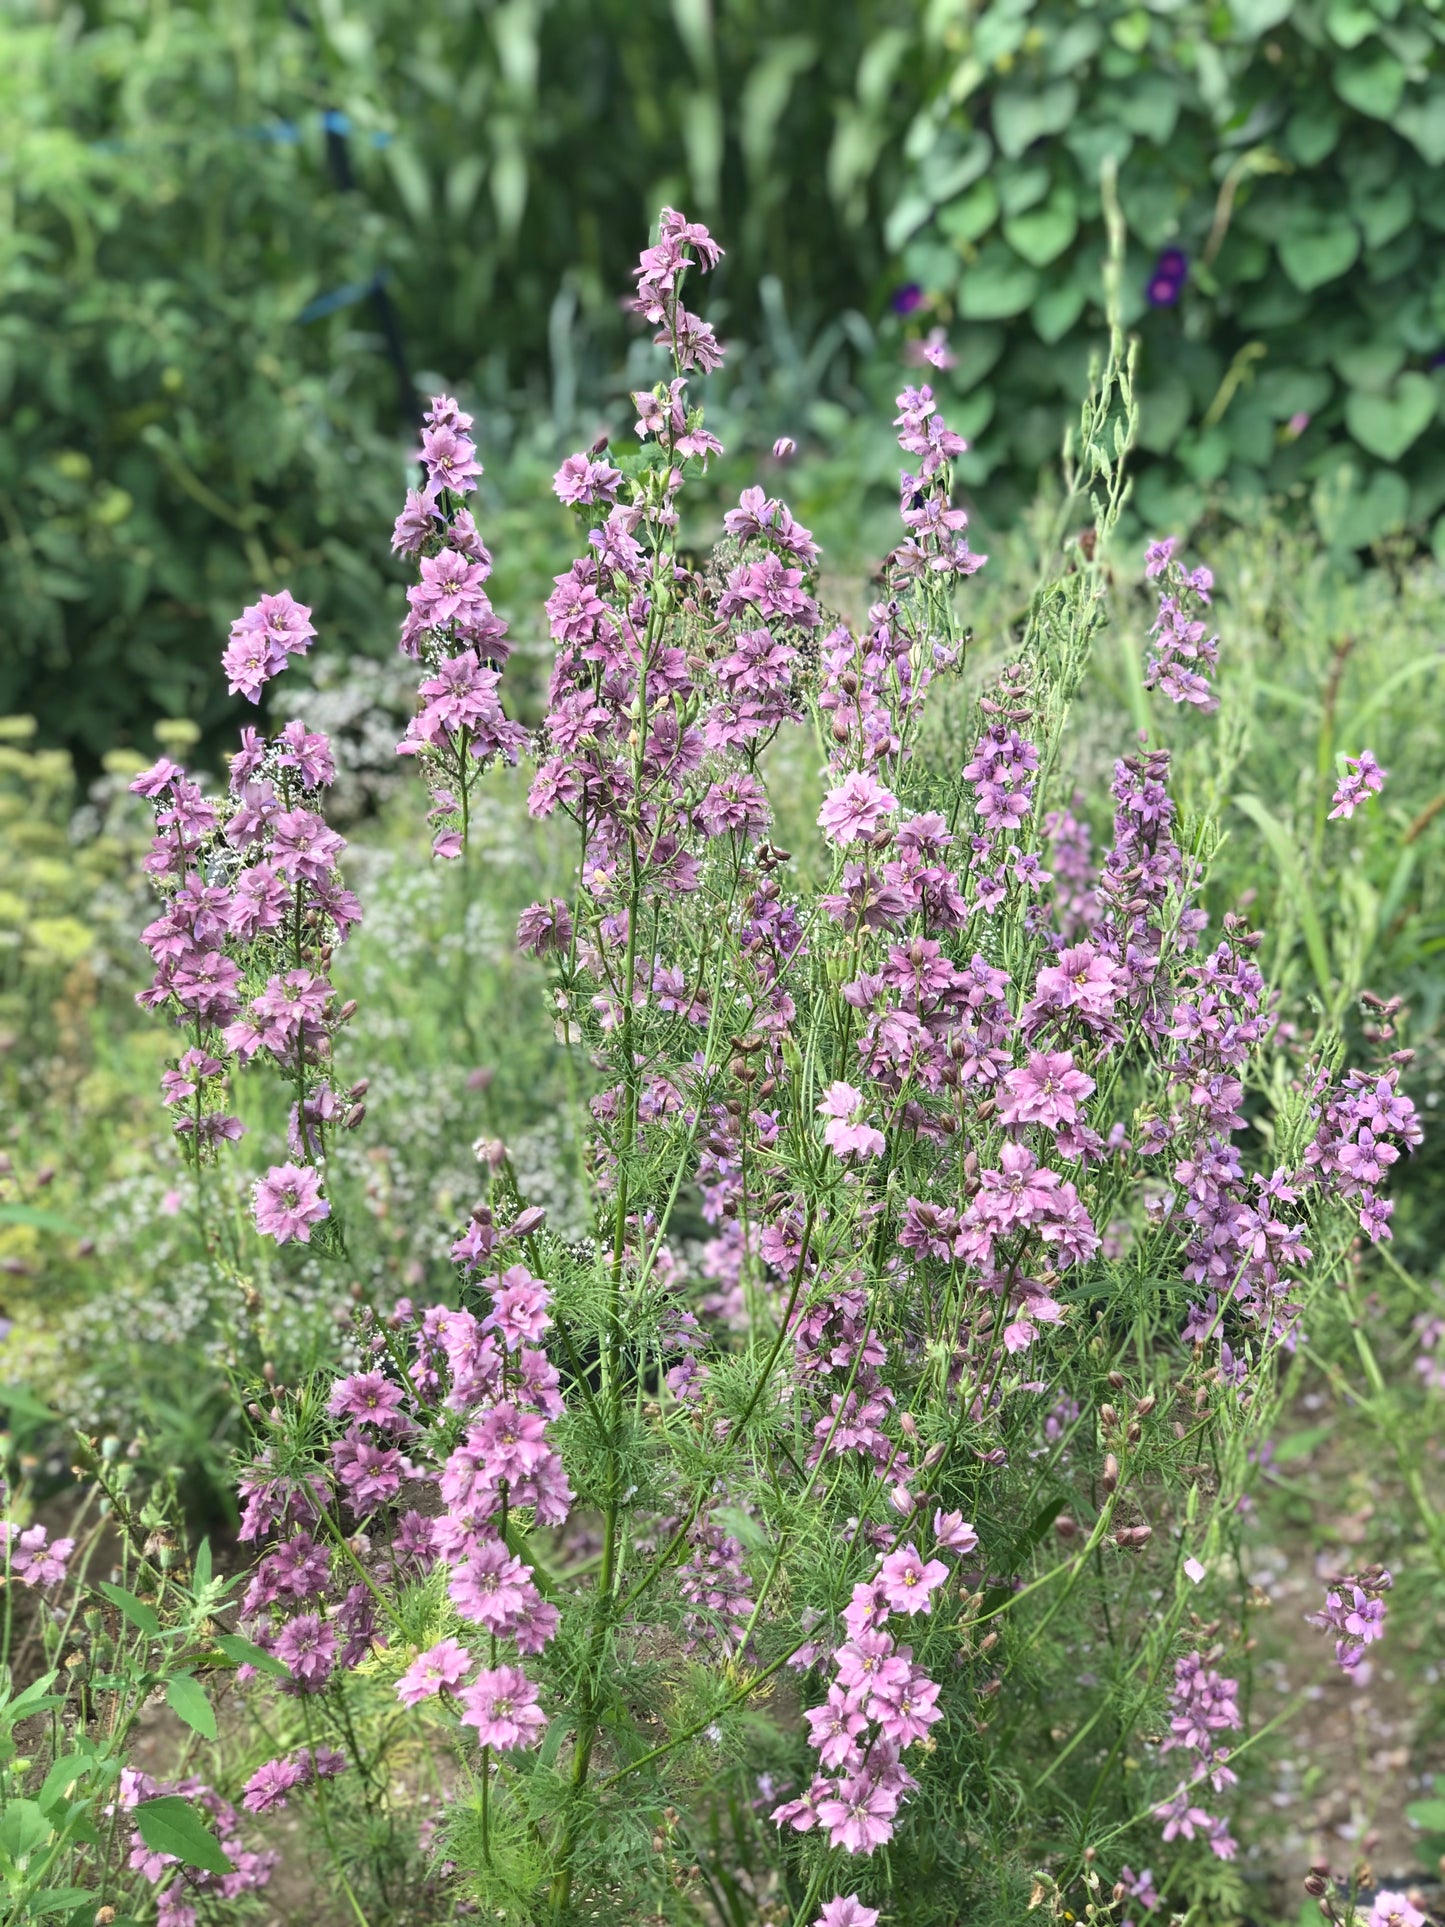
left=192, top=1538, right=212, bottom=1595
left=937, top=178, right=999, bottom=246
left=0, top=1383, right=56, bottom=1426
left=1334, top=50, right=1405, bottom=119
left=0, top=1205, right=82, bottom=1235
left=133, top=1797, right=232, bottom=1877
left=1003, top=186, right=1078, bottom=268
left=213, top=1632, right=290, bottom=1679
left=1333, top=341, right=1406, bottom=393
left=1350, top=180, right=1413, bottom=250
left=1396, top=87, right=1445, bottom=166
left=993, top=81, right=1078, bottom=160
left=165, top=1674, right=217, bottom=1741
left=958, top=244, right=1040, bottom=320
left=26, top=1888, right=94, bottom=1915
left=1404, top=1796, right=1445, bottom=1831
left=1229, top=0, right=1293, bottom=30
left=1278, top=220, right=1360, bottom=292
left=0, top=1797, right=51, bottom=1862
left=1031, top=278, right=1088, bottom=345
left=38, top=1753, right=93, bottom=1814
left=1232, top=795, right=1333, bottom=1001
left=1285, top=105, right=1342, bottom=166
left=96, top=1582, right=161, bottom=1639
left=1326, top=0, right=1381, bottom=47
left=4, top=1670, right=60, bottom=1723
left=1272, top=1423, right=1333, bottom=1464
left=1345, top=373, right=1437, bottom=462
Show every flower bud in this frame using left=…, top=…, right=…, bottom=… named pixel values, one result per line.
left=1102, top=1453, right=1119, bottom=1492
left=337, top=999, right=358, bottom=1023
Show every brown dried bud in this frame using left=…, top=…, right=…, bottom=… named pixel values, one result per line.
left=1054, top=1514, right=1078, bottom=1540
left=345, top=1103, right=366, bottom=1129
left=1127, top=1420, right=1142, bottom=1445
left=1303, top=1872, right=1330, bottom=1898
left=337, top=998, right=358, bottom=1023
left=1102, top=1453, right=1120, bottom=1492
left=1107, top=1370, right=1125, bottom=1390
left=1135, top=1393, right=1156, bottom=1416
left=1100, top=1404, right=1118, bottom=1431
left=349, top=1078, right=369, bottom=1099
left=831, top=716, right=851, bottom=743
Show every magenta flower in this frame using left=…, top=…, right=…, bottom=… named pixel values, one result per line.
left=253, top=1163, right=330, bottom=1245
left=876, top=1543, right=948, bottom=1616
left=395, top=1638, right=473, bottom=1707
left=818, top=1083, right=885, bottom=1160
left=553, top=452, right=623, bottom=507
left=815, top=1900, right=880, bottom=1927
left=818, top=772, right=898, bottom=848
left=1328, top=750, right=1386, bottom=820
left=1369, top=1894, right=1427, bottom=1927
left=327, top=1372, right=410, bottom=1432
left=448, top=1537, right=534, bottom=1630
left=932, top=1510, right=978, bottom=1556
left=1, top=1522, right=75, bottom=1587
left=272, top=1612, right=337, bottom=1691
left=241, top=1757, right=305, bottom=1814
left=815, top=1773, right=901, bottom=1854
left=480, top=1265, right=553, bottom=1350
left=998, top=1049, right=1095, bottom=1133
left=458, top=1664, right=547, bottom=1751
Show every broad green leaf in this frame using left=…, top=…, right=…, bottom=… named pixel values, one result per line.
left=38, top=1752, right=93, bottom=1814
left=165, top=1674, right=217, bottom=1741
left=191, top=1538, right=212, bottom=1595
left=133, top=1797, right=232, bottom=1877
left=1031, top=278, right=1087, bottom=345
left=4, top=1670, right=60, bottom=1723
left=1332, top=341, right=1405, bottom=393
left=1272, top=1423, right=1332, bottom=1464
left=1334, top=50, right=1405, bottom=119
left=0, top=1797, right=51, bottom=1862
left=958, top=244, right=1039, bottom=320
left=1396, top=87, right=1445, bottom=165
left=1404, top=1796, right=1445, bottom=1831
left=1278, top=220, right=1360, bottom=292
left=1286, top=104, right=1342, bottom=166
left=1003, top=186, right=1078, bottom=268
left=213, top=1632, right=290, bottom=1679
left=993, top=81, right=1078, bottom=160
left=1345, top=373, right=1437, bottom=462
left=1350, top=180, right=1413, bottom=250
left=97, top=1582, right=161, bottom=1639
left=1232, top=795, right=1333, bottom=1000
left=1326, top=0, right=1380, bottom=47
left=1228, top=0, right=1292, bottom=30
left=937, top=178, right=999, bottom=246
left=25, top=1887, right=94, bottom=1915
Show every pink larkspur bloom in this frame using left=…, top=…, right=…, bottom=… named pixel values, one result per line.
left=815, top=1901, right=880, bottom=1927
left=818, top=772, right=898, bottom=848
left=253, top=1163, right=330, bottom=1244
left=395, top=1638, right=472, bottom=1707
left=458, top=1664, right=547, bottom=1751
left=877, top=1542, right=949, bottom=1615
left=818, top=1083, right=885, bottom=1160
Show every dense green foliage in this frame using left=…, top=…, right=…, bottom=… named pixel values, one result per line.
left=7, top=0, right=1445, bottom=760
left=892, top=0, right=1445, bottom=537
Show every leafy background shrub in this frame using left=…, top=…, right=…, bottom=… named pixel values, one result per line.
left=890, top=0, right=1445, bottom=541
left=6, top=0, right=1444, bottom=761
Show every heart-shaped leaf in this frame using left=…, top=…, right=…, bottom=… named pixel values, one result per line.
left=1345, top=373, right=1437, bottom=461
left=958, top=244, right=1040, bottom=320
left=1333, top=341, right=1406, bottom=393
left=1278, top=220, right=1360, bottom=292
left=1334, top=50, right=1405, bottom=119
left=1004, top=186, right=1078, bottom=268
left=1396, top=87, right=1445, bottom=166
left=993, top=82, right=1078, bottom=159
